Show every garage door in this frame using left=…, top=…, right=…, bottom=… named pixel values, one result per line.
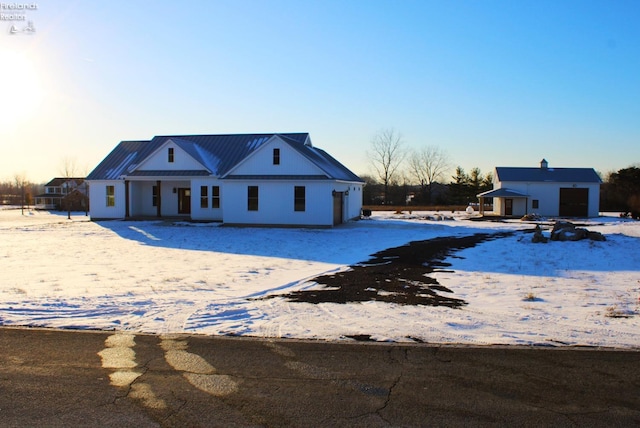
left=559, top=188, right=589, bottom=217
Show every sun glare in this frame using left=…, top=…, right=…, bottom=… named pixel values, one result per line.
left=0, top=50, right=44, bottom=129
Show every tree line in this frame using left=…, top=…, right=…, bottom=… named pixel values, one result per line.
left=0, top=176, right=44, bottom=208
left=600, top=166, right=640, bottom=218
left=364, top=128, right=492, bottom=206
left=364, top=128, right=640, bottom=214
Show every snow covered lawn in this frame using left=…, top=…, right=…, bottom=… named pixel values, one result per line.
left=1, top=208, right=639, bottom=348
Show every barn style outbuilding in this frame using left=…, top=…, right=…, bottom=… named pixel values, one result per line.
left=477, top=159, right=601, bottom=218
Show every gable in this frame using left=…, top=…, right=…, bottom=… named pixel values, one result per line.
left=224, top=136, right=328, bottom=177
left=86, top=133, right=363, bottom=183
left=134, top=139, right=210, bottom=173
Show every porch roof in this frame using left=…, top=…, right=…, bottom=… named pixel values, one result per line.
left=224, top=174, right=329, bottom=180
left=477, top=188, right=529, bottom=198
left=128, top=170, right=211, bottom=177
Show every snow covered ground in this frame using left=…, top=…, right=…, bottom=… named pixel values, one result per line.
left=1, top=208, right=638, bottom=348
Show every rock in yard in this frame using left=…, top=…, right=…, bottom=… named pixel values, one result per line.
left=531, top=225, right=548, bottom=243
left=550, top=221, right=606, bottom=242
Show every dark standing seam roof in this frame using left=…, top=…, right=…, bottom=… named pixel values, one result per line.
left=44, top=178, right=86, bottom=186
left=476, top=188, right=530, bottom=198
left=86, top=133, right=363, bottom=182
left=86, top=140, right=152, bottom=180
left=495, top=167, right=602, bottom=183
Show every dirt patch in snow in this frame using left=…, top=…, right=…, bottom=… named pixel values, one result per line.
left=264, top=231, right=514, bottom=308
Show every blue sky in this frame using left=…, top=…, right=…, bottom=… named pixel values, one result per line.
left=1, top=0, right=638, bottom=183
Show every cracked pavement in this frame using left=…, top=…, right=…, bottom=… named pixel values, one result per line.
left=0, top=327, right=639, bottom=427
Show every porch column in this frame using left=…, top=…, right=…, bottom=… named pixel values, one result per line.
left=156, top=180, right=162, bottom=218
left=124, top=180, right=130, bottom=218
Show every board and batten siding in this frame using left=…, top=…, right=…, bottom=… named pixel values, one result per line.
left=88, top=180, right=126, bottom=219
left=190, top=178, right=224, bottom=221
left=136, top=140, right=207, bottom=171
left=228, top=137, right=326, bottom=176
left=222, top=180, right=336, bottom=226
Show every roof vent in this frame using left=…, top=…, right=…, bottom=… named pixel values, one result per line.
left=540, top=158, right=548, bottom=169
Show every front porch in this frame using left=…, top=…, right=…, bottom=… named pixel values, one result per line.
left=124, top=179, right=193, bottom=219
left=476, top=188, right=530, bottom=216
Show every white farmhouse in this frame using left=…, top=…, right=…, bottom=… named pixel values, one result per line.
left=477, top=159, right=601, bottom=217
left=86, top=133, right=364, bottom=227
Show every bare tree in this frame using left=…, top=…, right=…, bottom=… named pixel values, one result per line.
left=407, top=145, right=450, bottom=204
left=60, top=157, right=78, bottom=220
left=13, top=173, right=28, bottom=215
left=367, top=129, right=406, bottom=204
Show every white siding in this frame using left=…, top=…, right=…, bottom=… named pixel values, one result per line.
left=87, top=180, right=126, bottom=219
left=222, top=180, right=336, bottom=226
left=228, top=137, right=326, bottom=176
left=495, top=182, right=600, bottom=217
left=127, top=180, right=189, bottom=217
left=136, top=141, right=205, bottom=171
left=128, top=181, right=154, bottom=216
left=344, top=183, right=363, bottom=220
left=160, top=181, right=189, bottom=216
left=190, top=178, right=223, bottom=221
left=586, top=184, right=601, bottom=217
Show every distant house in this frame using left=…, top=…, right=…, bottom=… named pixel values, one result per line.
left=34, top=178, right=90, bottom=211
left=86, top=133, right=364, bottom=226
left=477, top=159, right=601, bottom=217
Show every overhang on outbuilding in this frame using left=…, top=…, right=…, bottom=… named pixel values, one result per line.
left=476, top=188, right=529, bottom=216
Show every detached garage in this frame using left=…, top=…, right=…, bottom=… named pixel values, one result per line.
left=478, top=159, right=601, bottom=218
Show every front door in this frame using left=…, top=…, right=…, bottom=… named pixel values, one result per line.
left=178, top=188, right=191, bottom=214
left=505, top=198, right=513, bottom=216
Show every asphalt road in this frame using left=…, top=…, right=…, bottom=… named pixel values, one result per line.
left=0, top=327, right=638, bottom=427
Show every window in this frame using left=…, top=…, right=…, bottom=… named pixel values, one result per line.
left=273, top=148, right=280, bottom=165
left=294, top=186, right=305, bottom=212
left=532, top=199, right=539, bottom=209
left=248, top=186, right=259, bottom=211
left=106, top=185, right=115, bottom=207
left=168, top=147, right=174, bottom=163
left=212, top=186, right=220, bottom=208
left=152, top=185, right=158, bottom=207
left=200, top=186, right=208, bottom=208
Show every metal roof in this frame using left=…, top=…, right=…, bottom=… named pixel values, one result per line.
left=87, top=133, right=363, bottom=183
left=477, top=188, right=530, bottom=198
left=128, top=170, right=211, bottom=177
left=223, top=175, right=330, bottom=180
left=495, top=167, right=601, bottom=183
left=44, top=177, right=86, bottom=187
